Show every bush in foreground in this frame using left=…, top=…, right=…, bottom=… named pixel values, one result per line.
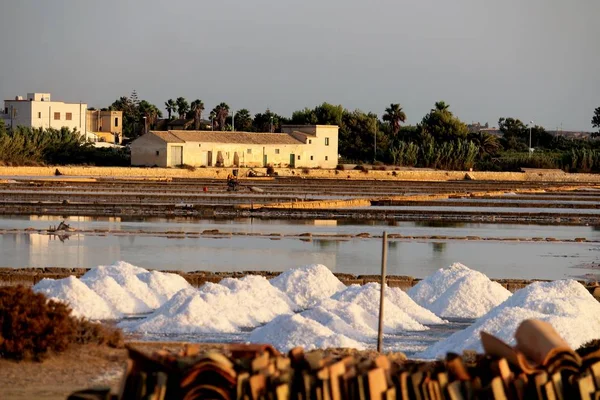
left=0, top=285, right=123, bottom=361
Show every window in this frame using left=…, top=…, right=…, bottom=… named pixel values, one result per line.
left=325, top=156, right=328, bottom=161
left=198, top=144, right=201, bottom=147
left=247, top=149, right=252, bottom=154
left=156, top=150, right=159, bottom=156
left=115, top=117, right=119, bottom=127
left=325, top=137, right=329, bottom=146
left=54, top=112, right=60, bottom=120
left=297, top=155, right=301, bottom=160
left=275, top=149, right=280, bottom=154
left=66, top=112, right=72, bottom=121
left=308, top=139, right=312, bottom=144
left=38, top=112, right=42, bottom=118
left=310, top=156, right=313, bottom=160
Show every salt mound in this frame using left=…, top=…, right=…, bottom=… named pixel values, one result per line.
left=408, top=263, right=511, bottom=318
left=249, top=314, right=366, bottom=352
left=331, top=283, right=444, bottom=331
left=122, top=275, right=297, bottom=333
left=81, top=261, right=192, bottom=313
left=300, top=298, right=380, bottom=341
left=34, top=276, right=120, bottom=320
left=419, top=280, right=600, bottom=359
left=270, top=264, right=346, bottom=308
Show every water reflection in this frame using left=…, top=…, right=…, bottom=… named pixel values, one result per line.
left=0, top=232, right=598, bottom=280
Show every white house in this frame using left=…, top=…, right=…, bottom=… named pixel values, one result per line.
left=130, top=125, right=339, bottom=169
left=2, top=93, right=88, bottom=137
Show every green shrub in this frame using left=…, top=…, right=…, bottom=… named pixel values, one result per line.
left=0, top=286, right=123, bottom=361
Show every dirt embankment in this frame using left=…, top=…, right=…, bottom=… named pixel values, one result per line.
left=2, top=166, right=600, bottom=182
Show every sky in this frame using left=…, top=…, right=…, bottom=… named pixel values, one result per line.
left=0, top=0, right=598, bottom=131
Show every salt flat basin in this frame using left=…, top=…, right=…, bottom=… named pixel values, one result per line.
left=358, top=205, right=600, bottom=214
left=1, top=232, right=598, bottom=280
left=0, top=215, right=598, bottom=240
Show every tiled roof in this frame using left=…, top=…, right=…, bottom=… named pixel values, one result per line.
left=151, top=130, right=305, bottom=145
left=150, top=131, right=185, bottom=143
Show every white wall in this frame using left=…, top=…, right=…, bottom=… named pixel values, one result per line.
left=4, top=100, right=87, bottom=136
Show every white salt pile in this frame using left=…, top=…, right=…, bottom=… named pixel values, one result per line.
left=248, top=314, right=366, bottom=352
left=270, top=264, right=346, bottom=308
left=408, top=263, right=511, bottom=319
left=81, top=261, right=192, bottom=313
left=332, top=283, right=445, bottom=331
left=419, top=280, right=600, bottom=359
left=121, top=275, right=297, bottom=333
left=33, top=276, right=120, bottom=320
left=33, top=261, right=192, bottom=319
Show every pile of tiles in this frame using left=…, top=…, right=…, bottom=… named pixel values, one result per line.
left=69, top=320, right=600, bottom=400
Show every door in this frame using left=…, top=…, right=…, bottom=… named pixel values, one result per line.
left=233, top=152, right=239, bottom=167
left=289, top=154, right=295, bottom=168
left=207, top=151, right=213, bottom=167
left=170, top=145, right=183, bottom=166
left=263, top=154, right=268, bottom=167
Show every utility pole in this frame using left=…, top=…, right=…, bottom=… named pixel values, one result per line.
left=529, top=121, right=534, bottom=157
left=374, top=131, right=377, bottom=163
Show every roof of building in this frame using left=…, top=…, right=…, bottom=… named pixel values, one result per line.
left=151, top=131, right=185, bottom=143
left=149, top=130, right=305, bottom=145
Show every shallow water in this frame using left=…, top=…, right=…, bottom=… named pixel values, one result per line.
left=1, top=231, right=598, bottom=280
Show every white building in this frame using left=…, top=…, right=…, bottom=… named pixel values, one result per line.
left=2, top=93, right=87, bottom=136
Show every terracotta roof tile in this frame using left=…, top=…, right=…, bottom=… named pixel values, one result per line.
left=155, top=130, right=305, bottom=145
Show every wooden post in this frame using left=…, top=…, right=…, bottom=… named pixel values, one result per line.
left=377, top=231, right=388, bottom=352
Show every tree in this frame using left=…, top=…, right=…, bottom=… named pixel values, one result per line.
left=176, top=97, right=189, bottom=119
left=469, top=131, right=501, bottom=157
left=498, top=117, right=529, bottom=151
left=339, top=109, right=383, bottom=162
left=138, top=101, right=162, bottom=134
left=190, top=99, right=205, bottom=130
left=110, top=92, right=140, bottom=138
left=253, top=109, right=283, bottom=132
left=234, top=109, right=253, bottom=132
left=211, top=102, right=230, bottom=131
left=291, top=103, right=343, bottom=126
left=434, top=101, right=449, bottom=112
left=382, top=103, right=407, bottom=136
left=593, top=107, right=600, bottom=138
left=420, top=102, right=469, bottom=142
left=164, top=99, right=177, bottom=120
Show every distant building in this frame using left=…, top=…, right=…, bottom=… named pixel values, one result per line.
left=86, top=109, right=123, bottom=144
left=130, top=125, right=339, bottom=168
left=1, top=93, right=87, bottom=136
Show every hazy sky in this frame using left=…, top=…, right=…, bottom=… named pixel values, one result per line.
left=1, top=0, right=598, bottom=130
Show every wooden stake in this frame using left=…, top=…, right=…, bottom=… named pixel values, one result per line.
left=377, top=231, right=388, bottom=353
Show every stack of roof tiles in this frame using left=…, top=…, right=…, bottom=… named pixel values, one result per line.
left=68, top=320, right=600, bottom=400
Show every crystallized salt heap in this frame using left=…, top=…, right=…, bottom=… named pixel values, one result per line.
left=81, top=261, right=192, bottom=314
left=408, top=263, right=511, bottom=319
left=331, top=283, right=445, bottom=331
left=419, top=280, right=600, bottom=359
left=34, top=276, right=120, bottom=320
left=121, top=275, right=297, bottom=334
left=270, top=264, right=346, bottom=308
left=249, top=314, right=366, bottom=352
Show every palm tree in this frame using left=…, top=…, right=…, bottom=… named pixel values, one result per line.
left=471, top=131, right=501, bottom=157
left=176, top=97, right=189, bottom=119
left=165, top=99, right=177, bottom=120
left=190, top=99, right=205, bottom=130
left=234, top=109, right=253, bottom=131
left=434, top=101, right=450, bottom=112
left=139, top=101, right=162, bottom=134
left=211, top=102, right=230, bottom=131
left=382, top=104, right=407, bottom=136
